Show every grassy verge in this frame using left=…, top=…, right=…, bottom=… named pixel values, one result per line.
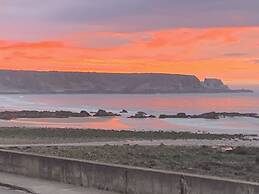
left=9, top=145, right=259, bottom=183
left=0, top=127, right=248, bottom=144
left=0, top=127, right=245, bottom=141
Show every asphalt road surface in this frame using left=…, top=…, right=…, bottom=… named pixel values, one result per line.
left=0, top=186, right=28, bottom=194
left=0, top=172, right=118, bottom=194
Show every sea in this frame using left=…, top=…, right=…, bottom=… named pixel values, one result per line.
left=0, top=90, right=259, bottom=135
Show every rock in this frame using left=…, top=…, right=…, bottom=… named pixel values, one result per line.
left=129, top=111, right=156, bottom=118
left=197, top=112, right=220, bottom=119
left=132, top=111, right=147, bottom=118
left=137, top=111, right=147, bottom=115
left=220, top=112, right=258, bottom=118
left=159, top=114, right=171, bottom=119
left=221, top=146, right=234, bottom=152
left=202, top=78, right=229, bottom=90
left=176, top=113, right=188, bottom=118
left=93, top=109, right=120, bottom=117
left=159, top=111, right=259, bottom=120
left=159, top=113, right=188, bottom=119
left=80, top=110, right=91, bottom=117
left=0, top=110, right=91, bottom=120
left=55, top=111, right=74, bottom=118
left=120, top=109, right=128, bottom=113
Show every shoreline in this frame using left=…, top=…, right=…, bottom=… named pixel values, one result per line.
left=0, top=110, right=258, bottom=120
left=0, top=89, right=253, bottom=94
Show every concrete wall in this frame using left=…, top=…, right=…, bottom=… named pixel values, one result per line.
left=0, top=149, right=258, bottom=194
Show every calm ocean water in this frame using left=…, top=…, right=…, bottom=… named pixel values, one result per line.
left=0, top=91, right=259, bottom=134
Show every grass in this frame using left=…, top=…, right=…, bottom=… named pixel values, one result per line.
left=0, top=127, right=245, bottom=141
left=10, top=145, right=259, bottom=183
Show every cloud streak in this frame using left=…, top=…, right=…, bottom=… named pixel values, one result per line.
left=0, top=26, right=259, bottom=84
left=1, top=0, right=259, bottom=39
left=0, top=1, right=259, bottom=84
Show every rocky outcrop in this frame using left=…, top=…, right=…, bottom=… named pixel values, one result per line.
left=159, top=114, right=188, bottom=119
left=0, top=110, right=91, bottom=120
left=1, top=110, right=257, bottom=121
left=0, top=70, right=251, bottom=94
left=195, top=112, right=221, bottom=119
left=93, top=109, right=120, bottom=117
left=129, top=111, right=156, bottom=119
left=159, top=112, right=259, bottom=120
left=202, top=78, right=229, bottom=90
left=120, top=109, right=128, bottom=113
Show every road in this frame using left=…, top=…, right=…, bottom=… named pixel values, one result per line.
left=0, top=139, right=258, bottom=148
left=0, top=172, right=118, bottom=194
left=0, top=186, right=26, bottom=194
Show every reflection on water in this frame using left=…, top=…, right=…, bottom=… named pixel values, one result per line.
left=8, top=117, right=130, bottom=130
left=1, top=93, right=259, bottom=114
left=0, top=116, right=257, bottom=135
left=0, top=92, right=258, bottom=134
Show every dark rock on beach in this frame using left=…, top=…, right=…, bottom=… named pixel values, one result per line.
left=129, top=111, right=156, bottom=118
left=0, top=110, right=91, bottom=120
left=93, top=109, right=121, bottom=117
left=129, top=111, right=147, bottom=118
left=159, top=112, right=259, bottom=120
left=195, top=112, right=221, bottom=119
left=159, top=113, right=189, bottom=119
left=120, top=109, right=128, bottom=113
left=176, top=113, right=188, bottom=118
left=80, top=110, right=91, bottom=117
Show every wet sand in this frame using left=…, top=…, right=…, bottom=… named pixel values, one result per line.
left=0, top=116, right=259, bottom=135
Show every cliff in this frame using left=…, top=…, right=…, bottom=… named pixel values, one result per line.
left=202, top=78, right=229, bottom=90
left=0, top=70, right=252, bottom=94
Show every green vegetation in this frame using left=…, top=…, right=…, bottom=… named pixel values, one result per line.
left=0, top=127, right=244, bottom=141
left=10, top=145, right=259, bottom=182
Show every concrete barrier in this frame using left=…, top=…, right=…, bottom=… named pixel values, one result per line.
left=0, top=149, right=258, bottom=194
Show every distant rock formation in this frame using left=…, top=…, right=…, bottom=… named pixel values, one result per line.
left=159, top=112, right=259, bottom=120
left=202, top=78, right=229, bottom=90
left=120, top=109, right=128, bottom=113
left=0, top=110, right=91, bottom=120
left=93, top=109, right=120, bottom=117
left=1, top=110, right=258, bottom=120
left=0, top=70, right=252, bottom=94
left=129, top=111, right=156, bottom=119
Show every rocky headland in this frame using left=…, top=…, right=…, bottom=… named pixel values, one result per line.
left=0, top=70, right=252, bottom=94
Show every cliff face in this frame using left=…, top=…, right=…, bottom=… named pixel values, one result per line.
left=201, top=78, right=229, bottom=91
left=0, top=70, right=248, bottom=94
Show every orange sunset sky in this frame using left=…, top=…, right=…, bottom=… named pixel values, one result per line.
left=0, top=0, right=259, bottom=85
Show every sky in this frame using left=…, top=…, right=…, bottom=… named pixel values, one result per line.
left=0, top=0, right=259, bottom=84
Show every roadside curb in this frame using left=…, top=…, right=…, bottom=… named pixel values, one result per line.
left=0, top=181, right=37, bottom=194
